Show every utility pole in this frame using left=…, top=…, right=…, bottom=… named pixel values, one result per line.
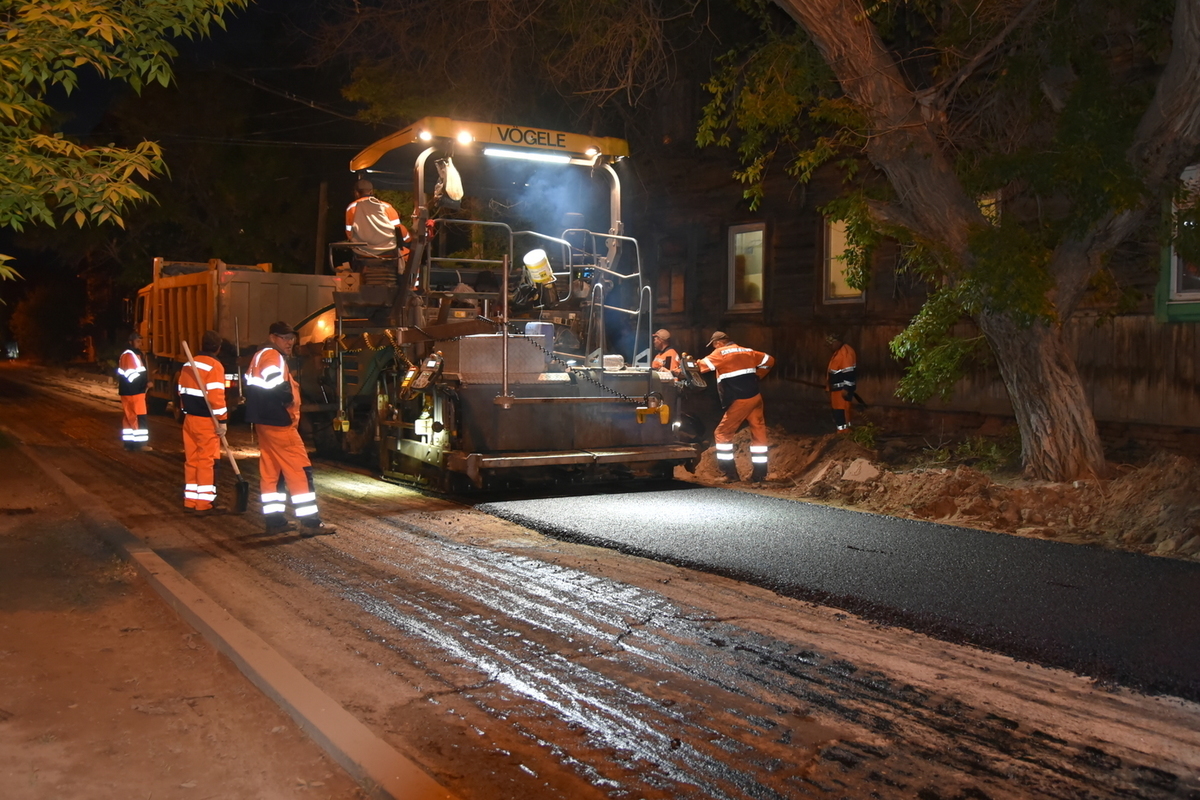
left=314, top=180, right=328, bottom=274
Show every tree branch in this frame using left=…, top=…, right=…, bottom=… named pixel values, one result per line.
left=915, top=0, right=1048, bottom=113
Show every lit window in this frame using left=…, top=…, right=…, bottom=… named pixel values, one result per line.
left=824, top=218, right=864, bottom=304
left=728, top=223, right=765, bottom=310
left=1170, top=165, right=1200, bottom=301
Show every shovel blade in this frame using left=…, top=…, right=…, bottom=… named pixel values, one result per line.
left=234, top=479, right=251, bottom=514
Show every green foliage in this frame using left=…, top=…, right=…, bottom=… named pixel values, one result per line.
left=0, top=254, right=18, bottom=283
left=890, top=282, right=985, bottom=402
left=914, top=430, right=1019, bottom=473
left=967, top=222, right=1055, bottom=324
left=820, top=192, right=882, bottom=292
left=0, top=0, right=248, bottom=265
left=697, top=15, right=859, bottom=210
left=847, top=422, right=878, bottom=450
left=698, top=0, right=1184, bottom=414
left=953, top=432, right=1021, bottom=473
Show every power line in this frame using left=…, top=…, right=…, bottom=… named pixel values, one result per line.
left=223, top=70, right=372, bottom=124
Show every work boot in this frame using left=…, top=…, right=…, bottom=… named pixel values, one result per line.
left=750, top=464, right=768, bottom=484
left=193, top=505, right=226, bottom=517
left=264, top=513, right=295, bottom=535
left=718, top=462, right=740, bottom=483
left=301, top=520, right=337, bottom=536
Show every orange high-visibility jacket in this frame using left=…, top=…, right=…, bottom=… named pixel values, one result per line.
left=117, top=348, right=147, bottom=395
left=652, top=347, right=679, bottom=371
left=699, top=343, right=774, bottom=407
left=245, top=347, right=299, bottom=427
left=178, top=354, right=228, bottom=419
left=828, top=344, right=857, bottom=395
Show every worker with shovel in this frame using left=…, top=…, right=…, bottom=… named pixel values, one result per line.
left=827, top=331, right=858, bottom=432
left=179, top=330, right=230, bottom=514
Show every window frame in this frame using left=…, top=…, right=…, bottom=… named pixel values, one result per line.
left=1168, top=165, right=1200, bottom=303
left=1156, top=164, right=1200, bottom=322
left=822, top=217, right=865, bottom=305
left=727, top=222, right=766, bottom=312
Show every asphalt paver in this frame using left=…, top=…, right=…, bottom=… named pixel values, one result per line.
left=479, top=484, right=1200, bottom=701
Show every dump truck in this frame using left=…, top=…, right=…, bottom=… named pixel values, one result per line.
left=134, top=258, right=338, bottom=414
left=292, top=117, right=704, bottom=490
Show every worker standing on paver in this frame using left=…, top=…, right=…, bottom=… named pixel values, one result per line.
left=346, top=178, right=411, bottom=274
left=245, top=322, right=335, bottom=535
left=179, top=330, right=228, bottom=514
left=651, top=329, right=679, bottom=372
left=116, top=332, right=150, bottom=451
left=826, top=331, right=857, bottom=432
left=697, top=331, right=775, bottom=483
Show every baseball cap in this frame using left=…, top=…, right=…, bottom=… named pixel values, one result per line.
left=706, top=330, right=728, bottom=347
left=268, top=321, right=296, bottom=337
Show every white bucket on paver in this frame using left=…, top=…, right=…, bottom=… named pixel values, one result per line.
left=523, top=249, right=555, bottom=284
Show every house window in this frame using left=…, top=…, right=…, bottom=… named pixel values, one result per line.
left=824, top=218, right=864, bottom=304
left=728, top=223, right=765, bottom=310
left=1170, top=165, right=1200, bottom=301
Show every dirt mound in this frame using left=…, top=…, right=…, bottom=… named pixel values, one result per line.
left=691, top=427, right=873, bottom=483
left=1091, top=452, right=1200, bottom=556
left=689, top=430, right=1200, bottom=562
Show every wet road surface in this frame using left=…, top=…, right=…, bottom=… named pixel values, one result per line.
left=5, top=365, right=1200, bottom=799
left=480, top=487, right=1200, bottom=701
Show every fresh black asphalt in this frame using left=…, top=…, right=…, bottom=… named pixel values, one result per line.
left=478, top=484, right=1200, bottom=701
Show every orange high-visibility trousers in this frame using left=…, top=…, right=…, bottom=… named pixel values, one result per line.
left=121, top=394, right=148, bottom=448
left=255, top=424, right=318, bottom=520
left=183, top=415, right=221, bottom=510
left=714, top=394, right=768, bottom=446
left=714, top=394, right=769, bottom=480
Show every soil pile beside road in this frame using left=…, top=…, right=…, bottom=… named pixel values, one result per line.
left=686, top=427, right=1200, bottom=562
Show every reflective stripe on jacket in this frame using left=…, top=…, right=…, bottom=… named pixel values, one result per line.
left=245, top=346, right=296, bottom=427
left=117, top=349, right=148, bottom=396
left=698, top=343, right=774, bottom=408
left=828, top=344, right=857, bottom=393
left=178, top=354, right=228, bottom=418
left=346, top=196, right=411, bottom=256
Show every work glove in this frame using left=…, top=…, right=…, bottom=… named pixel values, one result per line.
left=216, top=421, right=228, bottom=437
left=842, top=389, right=855, bottom=402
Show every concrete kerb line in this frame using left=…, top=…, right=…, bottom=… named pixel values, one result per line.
left=12, top=432, right=456, bottom=800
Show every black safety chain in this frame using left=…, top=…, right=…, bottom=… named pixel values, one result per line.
left=494, top=318, right=642, bottom=403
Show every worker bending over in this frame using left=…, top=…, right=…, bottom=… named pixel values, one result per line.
left=179, top=330, right=227, bottom=514
left=826, top=332, right=857, bottom=431
left=117, top=332, right=150, bottom=451
left=697, top=331, right=775, bottom=483
left=246, top=322, right=335, bottom=535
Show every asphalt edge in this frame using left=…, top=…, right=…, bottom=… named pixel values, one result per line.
left=12, top=434, right=456, bottom=800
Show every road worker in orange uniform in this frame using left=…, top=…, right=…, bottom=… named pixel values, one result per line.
left=697, top=331, right=775, bottom=483
left=346, top=179, right=411, bottom=271
left=179, top=330, right=228, bottom=514
left=116, top=332, right=150, bottom=451
left=245, top=322, right=335, bottom=536
left=826, top=332, right=858, bottom=432
left=651, top=329, right=679, bottom=372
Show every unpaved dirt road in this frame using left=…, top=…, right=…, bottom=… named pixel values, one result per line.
left=4, top=362, right=1199, bottom=799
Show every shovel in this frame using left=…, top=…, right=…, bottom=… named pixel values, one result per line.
left=182, top=341, right=251, bottom=513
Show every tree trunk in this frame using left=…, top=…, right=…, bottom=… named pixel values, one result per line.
left=771, top=0, right=1115, bottom=481
left=976, top=313, right=1106, bottom=481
